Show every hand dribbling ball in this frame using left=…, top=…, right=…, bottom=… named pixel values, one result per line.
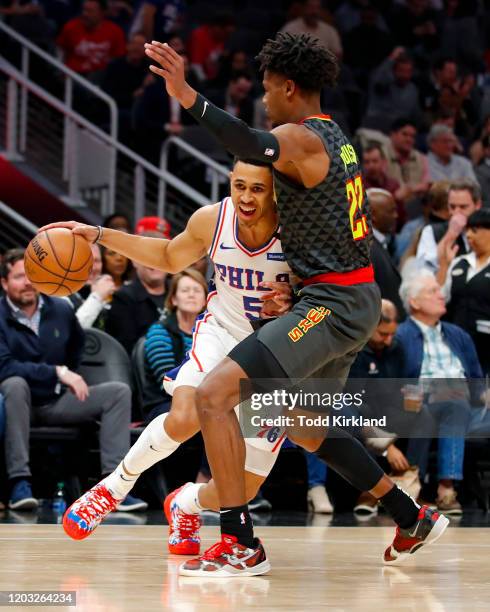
left=25, top=228, right=93, bottom=296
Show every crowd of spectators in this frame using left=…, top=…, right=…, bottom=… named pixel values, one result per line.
left=1, top=0, right=490, bottom=516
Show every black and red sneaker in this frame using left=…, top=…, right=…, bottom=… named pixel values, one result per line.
left=384, top=505, right=449, bottom=565
left=179, top=534, right=270, bottom=577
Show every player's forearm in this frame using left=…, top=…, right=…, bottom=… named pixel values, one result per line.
left=98, top=228, right=172, bottom=271
left=184, top=93, right=280, bottom=162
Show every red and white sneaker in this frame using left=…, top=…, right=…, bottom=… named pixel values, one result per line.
left=63, top=483, right=119, bottom=540
left=179, top=534, right=270, bottom=577
left=164, top=483, right=201, bottom=555
left=384, top=505, right=449, bottom=565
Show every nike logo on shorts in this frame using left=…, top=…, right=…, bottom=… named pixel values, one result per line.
left=201, top=101, right=209, bottom=117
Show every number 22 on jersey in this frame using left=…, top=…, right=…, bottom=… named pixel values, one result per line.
left=347, top=175, right=368, bottom=241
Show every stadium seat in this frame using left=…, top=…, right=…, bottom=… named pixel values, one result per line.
left=77, top=328, right=134, bottom=390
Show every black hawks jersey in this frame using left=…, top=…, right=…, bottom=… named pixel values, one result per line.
left=272, top=114, right=372, bottom=279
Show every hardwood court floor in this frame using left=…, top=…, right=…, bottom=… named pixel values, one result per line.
left=0, top=524, right=488, bottom=611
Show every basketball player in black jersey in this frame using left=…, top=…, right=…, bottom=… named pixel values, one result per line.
left=145, top=32, right=449, bottom=576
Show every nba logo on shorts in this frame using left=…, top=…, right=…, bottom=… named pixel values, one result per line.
left=240, top=512, right=246, bottom=525
left=264, top=148, right=275, bottom=157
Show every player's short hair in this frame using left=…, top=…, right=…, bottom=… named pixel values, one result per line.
left=232, top=157, right=271, bottom=170
left=0, top=248, right=25, bottom=279
left=164, top=268, right=208, bottom=312
left=256, top=32, right=339, bottom=92
left=448, top=178, right=482, bottom=204
left=467, top=209, right=490, bottom=230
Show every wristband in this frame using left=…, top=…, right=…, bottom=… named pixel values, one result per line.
left=94, top=225, right=104, bottom=244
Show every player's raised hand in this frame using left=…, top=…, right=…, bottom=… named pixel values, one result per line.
left=38, top=221, right=99, bottom=243
left=144, top=41, right=194, bottom=105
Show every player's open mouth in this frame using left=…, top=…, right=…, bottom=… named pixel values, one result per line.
left=239, top=205, right=257, bottom=217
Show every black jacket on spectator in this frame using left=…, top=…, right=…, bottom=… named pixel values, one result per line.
left=432, top=221, right=469, bottom=255
left=349, top=339, right=406, bottom=380
left=105, top=277, right=165, bottom=355
left=371, top=238, right=406, bottom=319
left=445, top=257, right=490, bottom=374
left=0, top=296, right=85, bottom=404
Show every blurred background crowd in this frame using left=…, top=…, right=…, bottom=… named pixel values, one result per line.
left=0, top=0, right=490, bottom=522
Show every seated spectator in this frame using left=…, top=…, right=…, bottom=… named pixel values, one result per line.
left=208, top=50, right=253, bottom=90
left=387, top=0, right=440, bottom=56
left=187, top=12, right=235, bottom=81
left=132, top=54, right=199, bottom=163
left=281, top=0, right=343, bottom=58
left=384, top=118, right=430, bottom=204
left=106, top=0, right=133, bottom=33
left=416, top=178, right=481, bottom=272
left=105, top=258, right=168, bottom=354
left=348, top=300, right=417, bottom=514
left=0, top=249, right=146, bottom=511
left=343, top=5, right=394, bottom=89
left=65, top=243, right=116, bottom=329
left=474, top=134, right=490, bottom=208
left=101, top=246, right=133, bottom=289
left=396, top=180, right=450, bottom=264
left=362, top=144, right=405, bottom=226
left=364, top=47, right=421, bottom=133
left=57, top=0, right=126, bottom=79
left=438, top=209, right=490, bottom=374
left=418, top=56, right=459, bottom=119
left=0, top=0, right=54, bottom=50
left=102, top=212, right=131, bottom=233
left=427, top=124, right=477, bottom=182
left=397, top=270, right=479, bottom=514
left=469, top=114, right=490, bottom=166
left=207, top=71, right=254, bottom=126
left=144, top=269, right=207, bottom=420
left=135, top=216, right=171, bottom=239
left=101, top=32, right=148, bottom=141
left=136, top=0, right=186, bottom=41
left=367, top=188, right=405, bottom=318
left=334, top=0, right=388, bottom=35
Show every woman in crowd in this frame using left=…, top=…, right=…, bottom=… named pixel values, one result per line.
left=144, top=268, right=207, bottom=420
left=101, top=245, right=133, bottom=288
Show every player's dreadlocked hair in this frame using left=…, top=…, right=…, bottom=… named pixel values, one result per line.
left=256, top=32, right=339, bottom=92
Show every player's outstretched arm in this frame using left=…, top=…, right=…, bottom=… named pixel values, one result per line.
left=144, top=41, right=320, bottom=170
left=38, top=205, right=218, bottom=273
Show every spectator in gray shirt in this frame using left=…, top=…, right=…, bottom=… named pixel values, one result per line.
left=427, top=124, right=477, bottom=182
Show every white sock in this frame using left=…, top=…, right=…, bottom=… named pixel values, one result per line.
left=176, top=483, right=206, bottom=514
left=104, top=413, right=180, bottom=500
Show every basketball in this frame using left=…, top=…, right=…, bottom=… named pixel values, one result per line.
left=24, top=228, right=93, bottom=297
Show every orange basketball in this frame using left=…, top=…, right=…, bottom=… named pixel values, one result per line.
left=24, top=228, right=93, bottom=297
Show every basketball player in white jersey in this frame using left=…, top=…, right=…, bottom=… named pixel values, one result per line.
left=54, top=159, right=303, bottom=549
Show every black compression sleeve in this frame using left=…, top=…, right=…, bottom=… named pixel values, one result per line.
left=186, top=93, right=280, bottom=163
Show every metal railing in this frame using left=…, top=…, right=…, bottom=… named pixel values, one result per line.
left=160, top=136, right=230, bottom=209
left=0, top=200, right=37, bottom=252
left=0, top=20, right=118, bottom=212
left=0, top=20, right=232, bottom=230
left=1, top=57, right=211, bottom=228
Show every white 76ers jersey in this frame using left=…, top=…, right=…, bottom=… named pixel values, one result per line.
left=206, top=197, right=296, bottom=341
